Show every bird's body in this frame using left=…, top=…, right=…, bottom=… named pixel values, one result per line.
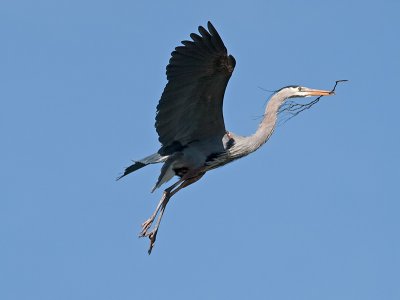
left=119, top=22, right=334, bottom=254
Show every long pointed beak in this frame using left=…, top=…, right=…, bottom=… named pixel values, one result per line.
left=306, top=88, right=334, bottom=96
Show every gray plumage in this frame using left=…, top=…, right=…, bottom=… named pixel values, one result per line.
left=119, top=22, right=334, bottom=254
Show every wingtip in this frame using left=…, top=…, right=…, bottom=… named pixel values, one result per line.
left=198, top=25, right=210, bottom=38
left=190, top=32, right=201, bottom=42
left=207, top=21, right=216, bottom=33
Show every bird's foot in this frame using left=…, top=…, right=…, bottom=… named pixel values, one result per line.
left=139, top=218, right=159, bottom=254
left=139, top=218, right=153, bottom=237
left=147, top=230, right=157, bottom=255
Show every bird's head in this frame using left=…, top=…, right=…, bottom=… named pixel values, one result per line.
left=279, top=85, right=334, bottom=99
left=271, top=85, right=336, bottom=121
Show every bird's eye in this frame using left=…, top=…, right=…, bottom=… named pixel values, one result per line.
left=298, top=87, right=302, bottom=91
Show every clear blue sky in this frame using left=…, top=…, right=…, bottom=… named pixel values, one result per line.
left=1, top=1, right=399, bottom=299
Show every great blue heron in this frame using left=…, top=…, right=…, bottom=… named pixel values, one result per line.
left=119, top=21, right=335, bottom=254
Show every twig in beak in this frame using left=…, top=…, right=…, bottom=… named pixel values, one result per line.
left=330, top=79, right=348, bottom=94
left=278, top=79, right=348, bottom=125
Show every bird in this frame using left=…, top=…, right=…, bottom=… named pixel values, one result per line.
left=118, top=21, right=335, bottom=254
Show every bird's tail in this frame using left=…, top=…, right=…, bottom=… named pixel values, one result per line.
left=117, top=153, right=165, bottom=180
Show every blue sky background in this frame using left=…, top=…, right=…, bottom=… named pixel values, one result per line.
left=1, top=1, right=399, bottom=299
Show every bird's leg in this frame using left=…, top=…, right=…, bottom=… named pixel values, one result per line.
left=139, top=193, right=165, bottom=236
left=142, top=172, right=205, bottom=254
left=139, top=179, right=183, bottom=238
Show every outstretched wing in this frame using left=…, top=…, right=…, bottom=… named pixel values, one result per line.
left=155, top=21, right=236, bottom=155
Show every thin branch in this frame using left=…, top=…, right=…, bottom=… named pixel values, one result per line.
left=331, top=79, right=348, bottom=93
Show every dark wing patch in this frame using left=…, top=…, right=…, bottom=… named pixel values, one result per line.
left=155, top=22, right=236, bottom=155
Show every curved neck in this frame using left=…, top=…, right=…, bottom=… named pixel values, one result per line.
left=253, top=93, right=285, bottom=145
left=231, top=90, right=288, bottom=156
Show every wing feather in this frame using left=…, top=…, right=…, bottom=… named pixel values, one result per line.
left=155, top=21, right=236, bottom=155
